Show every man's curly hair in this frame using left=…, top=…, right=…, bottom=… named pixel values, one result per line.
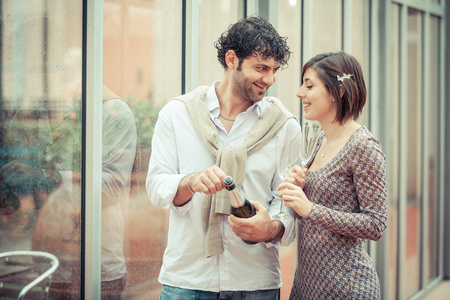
left=215, top=16, right=291, bottom=70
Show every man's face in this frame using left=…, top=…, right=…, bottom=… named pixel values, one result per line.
left=232, top=54, right=280, bottom=103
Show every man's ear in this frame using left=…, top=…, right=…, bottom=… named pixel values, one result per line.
left=225, top=50, right=238, bottom=70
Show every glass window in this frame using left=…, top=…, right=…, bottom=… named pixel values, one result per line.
left=388, top=4, right=400, bottom=300
left=426, top=15, right=440, bottom=283
left=197, top=0, right=244, bottom=87
left=351, top=0, right=368, bottom=66
left=275, top=3, right=302, bottom=298
left=351, top=0, right=370, bottom=127
left=312, top=0, right=342, bottom=54
left=405, top=8, right=423, bottom=298
left=0, top=1, right=83, bottom=298
left=102, top=0, right=182, bottom=298
left=276, top=0, right=302, bottom=118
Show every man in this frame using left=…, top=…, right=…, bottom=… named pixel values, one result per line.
left=146, top=16, right=300, bottom=299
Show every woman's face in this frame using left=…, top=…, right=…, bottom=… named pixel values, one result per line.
left=296, top=67, right=335, bottom=123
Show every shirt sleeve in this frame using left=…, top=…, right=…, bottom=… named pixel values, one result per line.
left=101, top=99, right=137, bottom=207
left=306, top=136, right=388, bottom=241
left=145, top=102, right=192, bottom=214
left=265, top=119, right=300, bottom=247
left=266, top=201, right=296, bottom=247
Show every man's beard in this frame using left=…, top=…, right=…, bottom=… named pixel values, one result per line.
left=232, top=70, right=266, bottom=103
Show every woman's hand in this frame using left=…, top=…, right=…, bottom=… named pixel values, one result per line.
left=277, top=181, right=313, bottom=218
left=284, top=165, right=307, bottom=188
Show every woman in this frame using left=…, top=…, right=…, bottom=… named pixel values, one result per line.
left=277, top=51, right=387, bottom=299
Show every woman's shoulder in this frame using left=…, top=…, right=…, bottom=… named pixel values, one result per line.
left=348, top=126, right=386, bottom=160
left=349, top=126, right=380, bottom=145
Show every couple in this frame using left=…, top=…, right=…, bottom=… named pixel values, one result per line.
left=146, top=16, right=387, bottom=300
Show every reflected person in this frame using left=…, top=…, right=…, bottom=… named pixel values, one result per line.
left=0, top=54, right=137, bottom=299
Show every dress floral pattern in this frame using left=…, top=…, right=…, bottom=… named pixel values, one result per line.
left=289, top=126, right=387, bottom=300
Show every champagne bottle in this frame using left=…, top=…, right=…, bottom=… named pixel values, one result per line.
left=224, top=176, right=257, bottom=245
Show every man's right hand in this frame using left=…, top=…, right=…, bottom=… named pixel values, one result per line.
left=189, top=166, right=227, bottom=195
left=173, top=166, right=227, bottom=206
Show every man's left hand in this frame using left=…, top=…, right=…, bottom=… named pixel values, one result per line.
left=227, top=200, right=276, bottom=243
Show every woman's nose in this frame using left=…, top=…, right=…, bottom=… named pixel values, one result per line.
left=296, top=88, right=305, bottom=99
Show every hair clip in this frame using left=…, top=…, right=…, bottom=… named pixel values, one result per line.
left=337, top=73, right=353, bottom=82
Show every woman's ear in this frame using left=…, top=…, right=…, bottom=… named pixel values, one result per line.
left=339, top=85, right=345, bottom=98
left=225, top=50, right=238, bottom=70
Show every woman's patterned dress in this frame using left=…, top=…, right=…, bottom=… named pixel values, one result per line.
left=289, top=126, right=388, bottom=300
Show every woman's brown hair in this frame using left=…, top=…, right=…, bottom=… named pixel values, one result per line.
left=301, top=51, right=367, bottom=124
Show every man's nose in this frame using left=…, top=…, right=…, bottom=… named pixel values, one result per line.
left=262, top=72, right=276, bottom=86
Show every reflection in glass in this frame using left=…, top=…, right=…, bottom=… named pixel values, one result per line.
left=0, top=1, right=83, bottom=298
left=103, top=0, right=182, bottom=298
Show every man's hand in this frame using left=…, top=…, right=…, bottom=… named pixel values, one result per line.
left=174, top=165, right=227, bottom=206
left=227, top=200, right=280, bottom=243
left=189, top=165, right=227, bottom=195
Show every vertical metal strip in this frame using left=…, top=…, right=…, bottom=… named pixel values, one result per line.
left=300, top=0, right=313, bottom=128
left=0, top=1, right=3, bottom=132
left=367, top=0, right=379, bottom=264
left=342, top=0, right=352, bottom=53
left=440, top=0, right=449, bottom=278
left=377, top=1, right=392, bottom=299
left=302, top=0, right=313, bottom=64
left=267, top=0, right=278, bottom=97
left=397, top=4, right=408, bottom=299
left=181, top=0, right=186, bottom=94
left=246, top=0, right=259, bottom=16
left=370, top=0, right=380, bottom=137
left=185, top=0, right=199, bottom=93
left=300, top=0, right=313, bottom=127
left=84, top=0, right=103, bottom=298
left=421, top=11, right=431, bottom=288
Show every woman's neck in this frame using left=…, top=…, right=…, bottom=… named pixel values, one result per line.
left=322, top=120, right=357, bottom=143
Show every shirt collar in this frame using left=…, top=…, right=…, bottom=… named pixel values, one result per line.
left=205, top=81, right=264, bottom=118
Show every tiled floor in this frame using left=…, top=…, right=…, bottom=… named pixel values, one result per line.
left=423, top=280, right=450, bottom=300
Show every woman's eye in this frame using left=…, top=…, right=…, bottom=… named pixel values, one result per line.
left=306, top=85, right=313, bottom=89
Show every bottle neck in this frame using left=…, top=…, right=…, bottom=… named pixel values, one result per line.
left=227, top=185, right=245, bottom=208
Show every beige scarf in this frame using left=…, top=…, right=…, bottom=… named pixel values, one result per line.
left=174, top=85, right=294, bottom=257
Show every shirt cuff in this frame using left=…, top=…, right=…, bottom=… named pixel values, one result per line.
left=162, top=174, right=193, bottom=216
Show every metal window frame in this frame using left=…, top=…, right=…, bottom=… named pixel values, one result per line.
left=443, top=0, right=450, bottom=280
left=184, top=0, right=199, bottom=93
left=83, top=0, right=103, bottom=298
left=370, top=1, right=392, bottom=298
left=389, top=1, right=447, bottom=299
left=299, top=0, right=447, bottom=299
